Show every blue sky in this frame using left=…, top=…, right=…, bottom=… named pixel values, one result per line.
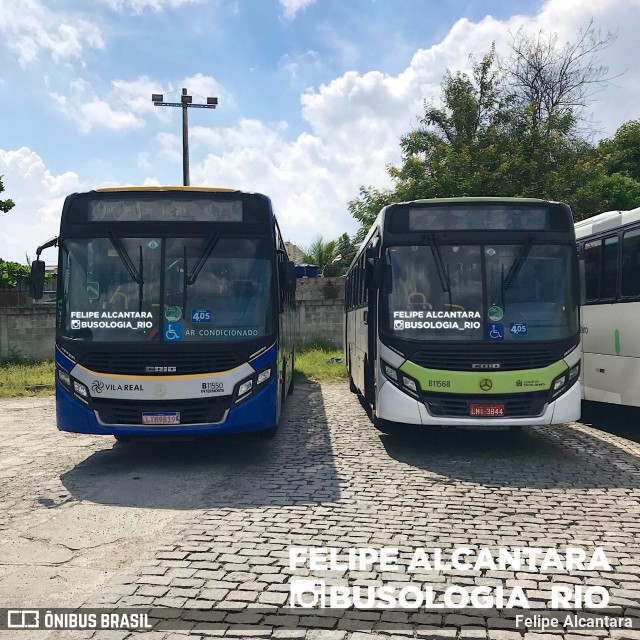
left=1, top=0, right=639, bottom=262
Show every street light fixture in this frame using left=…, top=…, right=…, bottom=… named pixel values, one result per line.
left=152, top=88, right=218, bottom=186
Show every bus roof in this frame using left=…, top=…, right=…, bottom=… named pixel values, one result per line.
left=95, top=186, right=240, bottom=193
left=575, top=207, right=640, bottom=240
left=410, top=196, right=554, bottom=205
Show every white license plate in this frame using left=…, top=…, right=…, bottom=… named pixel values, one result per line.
left=142, top=412, right=180, bottom=425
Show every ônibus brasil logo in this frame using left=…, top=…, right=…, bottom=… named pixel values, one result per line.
left=91, top=380, right=105, bottom=394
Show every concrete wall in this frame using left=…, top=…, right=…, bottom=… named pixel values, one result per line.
left=295, top=276, right=345, bottom=349
left=0, top=306, right=57, bottom=360
left=0, top=277, right=347, bottom=360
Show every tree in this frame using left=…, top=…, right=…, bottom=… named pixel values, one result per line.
left=347, top=24, right=624, bottom=236
left=0, top=175, right=15, bottom=213
left=302, top=236, right=338, bottom=276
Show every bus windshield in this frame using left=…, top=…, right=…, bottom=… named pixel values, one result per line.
left=382, top=243, right=578, bottom=342
left=60, top=236, right=274, bottom=342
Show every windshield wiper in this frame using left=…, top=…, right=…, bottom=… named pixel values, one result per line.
left=429, top=235, right=453, bottom=308
left=108, top=231, right=143, bottom=285
left=186, top=232, right=221, bottom=285
left=503, top=235, right=534, bottom=290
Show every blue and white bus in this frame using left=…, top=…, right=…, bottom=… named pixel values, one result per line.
left=30, top=187, right=296, bottom=440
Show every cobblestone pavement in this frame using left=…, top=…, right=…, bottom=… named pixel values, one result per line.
left=0, top=384, right=639, bottom=639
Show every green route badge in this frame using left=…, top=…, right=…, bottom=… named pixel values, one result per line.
left=488, top=305, right=503, bottom=322
left=164, top=306, right=182, bottom=322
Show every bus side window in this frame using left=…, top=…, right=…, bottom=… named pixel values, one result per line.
left=583, top=240, right=601, bottom=302
left=622, top=227, right=640, bottom=298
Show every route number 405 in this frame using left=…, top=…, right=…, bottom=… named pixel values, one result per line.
left=509, top=323, right=527, bottom=335
left=191, top=309, right=212, bottom=323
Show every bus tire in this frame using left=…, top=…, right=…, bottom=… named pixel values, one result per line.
left=288, top=355, right=295, bottom=396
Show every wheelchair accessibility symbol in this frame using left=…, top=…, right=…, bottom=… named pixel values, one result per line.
left=488, top=323, right=504, bottom=340
left=164, top=322, right=182, bottom=341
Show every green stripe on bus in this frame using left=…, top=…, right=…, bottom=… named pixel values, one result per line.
left=615, top=329, right=621, bottom=355
left=400, top=359, right=568, bottom=395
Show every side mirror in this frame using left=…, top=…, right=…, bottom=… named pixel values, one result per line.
left=365, top=257, right=382, bottom=289
left=279, top=260, right=297, bottom=294
left=578, top=258, right=586, bottom=306
left=29, top=260, right=46, bottom=299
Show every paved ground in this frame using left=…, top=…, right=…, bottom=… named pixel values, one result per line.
left=0, top=384, right=639, bottom=639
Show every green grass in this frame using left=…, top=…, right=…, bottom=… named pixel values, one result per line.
left=294, top=347, right=347, bottom=383
left=0, top=358, right=55, bottom=397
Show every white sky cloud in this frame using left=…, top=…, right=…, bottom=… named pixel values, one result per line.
left=0, top=0, right=104, bottom=65
left=2, top=0, right=639, bottom=261
left=0, top=148, right=83, bottom=261
left=102, top=0, right=201, bottom=12
left=280, top=0, right=316, bottom=20
left=50, top=74, right=229, bottom=134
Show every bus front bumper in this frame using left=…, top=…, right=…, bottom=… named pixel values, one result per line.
left=55, top=376, right=278, bottom=437
left=376, top=379, right=581, bottom=427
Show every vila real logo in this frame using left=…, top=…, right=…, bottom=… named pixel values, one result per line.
left=91, top=380, right=144, bottom=393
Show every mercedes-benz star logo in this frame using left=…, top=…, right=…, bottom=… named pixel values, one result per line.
left=479, top=378, right=493, bottom=391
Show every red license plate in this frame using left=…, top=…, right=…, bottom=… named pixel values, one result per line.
left=469, top=404, right=505, bottom=417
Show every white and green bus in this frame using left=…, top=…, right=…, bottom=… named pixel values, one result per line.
left=345, top=197, right=581, bottom=430
left=575, top=206, right=640, bottom=407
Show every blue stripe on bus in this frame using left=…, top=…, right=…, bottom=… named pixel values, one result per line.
left=55, top=347, right=76, bottom=373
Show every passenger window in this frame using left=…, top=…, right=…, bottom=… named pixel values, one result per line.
left=583, top=240, right=600, bottom=302
left=622, top=228, right=640, bottom=297
left=600, top=236, right=618, bottom=299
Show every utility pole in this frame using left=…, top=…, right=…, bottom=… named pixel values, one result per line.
left=152, top=88, right=218, bottom=186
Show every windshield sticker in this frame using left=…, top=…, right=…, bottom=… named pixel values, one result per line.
left=164, top=323, right=182, bottom=341
left=191, top=309, right=212, bottom=323
left=86, top=282, right=100, bottom=300
left=486, top=248, right=496, bottom=257
left=165, top=306, right=182, bottom=322
left=184, top=328, right=260, bottom=337
left=393, top=310, right=481, bottom=332
left=70, top=311, right=154, bottom=331
left=488, top=323, right=504, bottom=340
left=488, top=305, right=503, bottom=321
left=510, top=322, right=528, bottom=336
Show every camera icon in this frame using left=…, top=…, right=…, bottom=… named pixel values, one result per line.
left=71, top=319, right=81, bottom=329
left=394, top=319, right=404, bottom=330
left=289, top=579, right=326, bottom=608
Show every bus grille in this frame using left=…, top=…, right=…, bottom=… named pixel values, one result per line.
left=424, top=392, right=548, bottom=418
left=82, top=351, right=242, bottom=375
left=93, top=397, right=230, bottom=426
left=411, top=349, right=558, bottom=371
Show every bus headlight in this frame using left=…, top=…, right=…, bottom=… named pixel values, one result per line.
left=238, top=379, right=253, bottom=398
left=381, top=360, right=420, bottom=397
left=553, top=376, right=566, bottom=392
left=257, top=368, right=271, bottom=385
left=569, top=361, right=580, bottom=381
left=73, top=380, right=89, bottom=401
left=57, top=368, right=71, bottom=388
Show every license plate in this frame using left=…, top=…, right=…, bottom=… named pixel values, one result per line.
left=469, top=404, right=505, bottom=417
left=142, top=412, right=180, bottom=425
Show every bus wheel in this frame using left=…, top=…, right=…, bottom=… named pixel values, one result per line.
left=114, top=435, right=131, bottom=443
left=288, top=355, right=295, bottom=396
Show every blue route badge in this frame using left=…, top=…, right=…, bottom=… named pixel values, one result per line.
left=510, top=322, right=528, bottom=336
left=488, top=323, right=504, bottom=340
left=191, top=309, right=212, bottom=323
left=164, top=322, right=182, bottom=341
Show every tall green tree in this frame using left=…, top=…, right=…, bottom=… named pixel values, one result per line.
left=0, top=175, right=15, bottom=214
left=302, top=236, right=338, bottom=276
left=347, top=24, right=630, bottom=235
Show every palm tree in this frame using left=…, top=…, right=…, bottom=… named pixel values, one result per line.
left=302, top=236, right=339, bottom=276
